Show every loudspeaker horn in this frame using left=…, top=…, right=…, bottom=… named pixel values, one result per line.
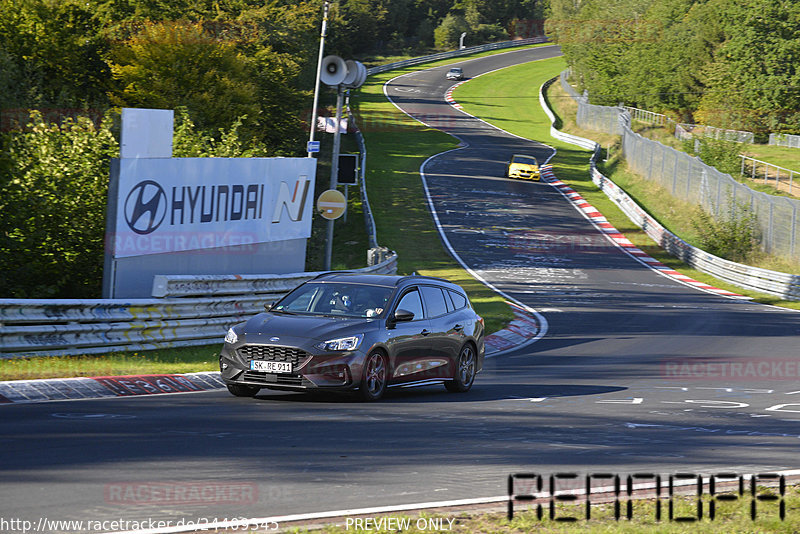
left=345, top=61, right=367, bottom=89
left=321, top=55, right=348, bottom=87
left=342, top=60, right=360, bottom=87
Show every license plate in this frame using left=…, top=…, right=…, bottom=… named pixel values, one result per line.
left=250, top=360, right=293, bottom=374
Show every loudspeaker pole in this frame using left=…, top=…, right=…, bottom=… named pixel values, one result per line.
left=324, top=85, right=344, bottom=271
left=308, top=1, right=330, bottom=158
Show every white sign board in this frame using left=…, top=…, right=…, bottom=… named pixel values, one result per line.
left=111, top=157, right=315, bottom=258
left=120, top=108, right=174, bottom=159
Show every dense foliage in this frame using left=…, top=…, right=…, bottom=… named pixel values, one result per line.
left=548, top=0, right=800, bottom=135
left=0, top=0, right=544, bottom=298
left=0, top=110, right=269, bottom=298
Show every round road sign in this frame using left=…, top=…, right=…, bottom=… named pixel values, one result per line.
left=317, top=189, right=347, bottom=220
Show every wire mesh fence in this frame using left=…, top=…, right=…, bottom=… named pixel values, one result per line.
left=560, top=70, right=800, bottom=260
left=769, top=133, right=800, bottom=149
left=676, top=124, right=754, bottom=144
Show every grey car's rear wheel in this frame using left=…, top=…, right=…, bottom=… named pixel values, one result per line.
left=226, top=384, right=260, bottom=397
left=445, top=344, right=476, bottom=393
left=360, top=351, right=388, bottom=401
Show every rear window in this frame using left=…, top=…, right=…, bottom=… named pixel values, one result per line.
left=448, top=290, right=467, bottom=310
left=420, top=286, right=449, bottom=318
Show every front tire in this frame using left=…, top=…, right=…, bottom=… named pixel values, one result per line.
left=226, top=384, right=260, bottom=397
left=360, top=351, right=388, bottom=401
left=445, top=344, right=476, bottom=393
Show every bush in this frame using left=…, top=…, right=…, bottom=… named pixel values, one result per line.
left=0, top=109, right=269, bottom=299
left=682, top=135, right=742, bottom=178
left=434, top=13, right=469, bottom=49
left=109, top=21, right=260, bottom=136
left=691, top=202, right=758, bottom=263
left=0, top=111, right=118, bottom=298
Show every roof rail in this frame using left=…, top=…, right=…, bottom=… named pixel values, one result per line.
left=395, top=274, right=450, bottom=285
left=311, top=270, right=360, bottom=280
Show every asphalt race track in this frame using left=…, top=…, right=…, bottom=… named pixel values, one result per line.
left=3, top=46, right=800, bottom=531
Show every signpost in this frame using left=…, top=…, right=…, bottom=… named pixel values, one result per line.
left=317, top=189, right=347, bottom=220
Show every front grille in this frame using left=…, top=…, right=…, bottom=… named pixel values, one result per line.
left=238, top=344, right=309, bottom=365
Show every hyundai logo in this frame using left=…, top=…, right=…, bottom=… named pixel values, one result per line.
left=125, top=180, right=167, bottom=235
left=269, top=336, right=280, bottom=342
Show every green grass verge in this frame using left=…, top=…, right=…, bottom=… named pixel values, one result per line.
left=0, top=345, right=221, bottom=381
left=285, top=487, right=800, bottom=533
left=744, top=143, right=800, bottom=172
left=351, top=55, right=533, bottom=335
left=453, top=60, right=800, bottom=310
left=0, top=44, right=556, bottom=381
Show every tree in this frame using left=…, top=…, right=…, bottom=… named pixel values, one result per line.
left=109, top=21, right=261, bottom=135
left=0, top=0, right=110, bottom=111
left=434, top=12, right=469, bottom=48
left=0, top=112, right=118, bottom=298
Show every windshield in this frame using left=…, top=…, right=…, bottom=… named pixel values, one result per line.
left=449, top=68, right=461, bottom=73
left=512, top=155, right=538, bottom=166
left=273, top=282, right=394, bottom=318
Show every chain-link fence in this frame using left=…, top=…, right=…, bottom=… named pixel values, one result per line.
left=769, top=133, right=800, bottom=149
left=560, top=70, right=800, bottom=260
left=677, top=123, right=754, bottom=143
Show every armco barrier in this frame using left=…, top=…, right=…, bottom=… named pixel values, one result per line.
left=0, top=253, right=397, bottom=358
left=540, top=78, right=599, bottom=153
left=366, top=37, right=548, bottom=76
left=591, top=168, right=800, bottom=299
left=348, top=105, right=379, bottom=249
left=543, top=74, right=800, bottom=301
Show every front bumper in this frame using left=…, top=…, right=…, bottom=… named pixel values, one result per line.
left=508, top=168, right=540, bottom=180
left=220, top=343, right=366, bottom=391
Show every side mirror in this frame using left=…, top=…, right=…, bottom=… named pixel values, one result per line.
left=264, top=301, right=275, bottom=312
left=393, top=309, right=415, bottom=322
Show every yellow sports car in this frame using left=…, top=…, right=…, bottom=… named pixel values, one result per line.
left=505, top=155, right=540, bottom=180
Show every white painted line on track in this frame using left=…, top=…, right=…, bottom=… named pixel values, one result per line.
left=439, top=66, right=757, bottom=302
left=108, top=470, right=800, bottom=533
left=382, top=58, right=554, bottom=355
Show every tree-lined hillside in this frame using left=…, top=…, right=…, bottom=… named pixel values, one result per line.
left=1, top=0, right=546, bottom=149
left=0, top=0, right=544, bottom=298
left=547, top=0, right=800, bottom=135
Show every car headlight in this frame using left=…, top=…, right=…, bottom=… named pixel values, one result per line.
left=224, top=328, right=239, bottom=345
left=314, top=334, right=364, bottom=352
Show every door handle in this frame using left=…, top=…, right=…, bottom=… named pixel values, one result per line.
left=453, top=324, right=463, bottom=331
left=420, top=329, right=430, bottom=336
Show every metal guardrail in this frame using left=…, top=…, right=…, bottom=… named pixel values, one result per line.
left=769, top=133, right=800, bottom=149
left=348, top=106, right=379, bottom=249
left=561, top=72, right=800, bottom=261
left=540, top=78, right=599, bottom=153
left=0, top=254, right=398, bottom=358
left=592, top=168, right=800, bottom=299
left=365, top=37, right=549, bottom=76
left=740, top=155, right=799, bottom=196
left=624, top=106, right=674, bottom=128
left=548, top=72, right=800, bottom=300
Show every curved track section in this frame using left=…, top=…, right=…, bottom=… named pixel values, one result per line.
left=2, top=48, right=800, bottom=530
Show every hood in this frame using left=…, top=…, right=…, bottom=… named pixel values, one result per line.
left=243, top=312, right=378, bottom=343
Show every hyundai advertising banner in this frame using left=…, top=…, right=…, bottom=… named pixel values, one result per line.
left=111, top=157, right=315, bottom=259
